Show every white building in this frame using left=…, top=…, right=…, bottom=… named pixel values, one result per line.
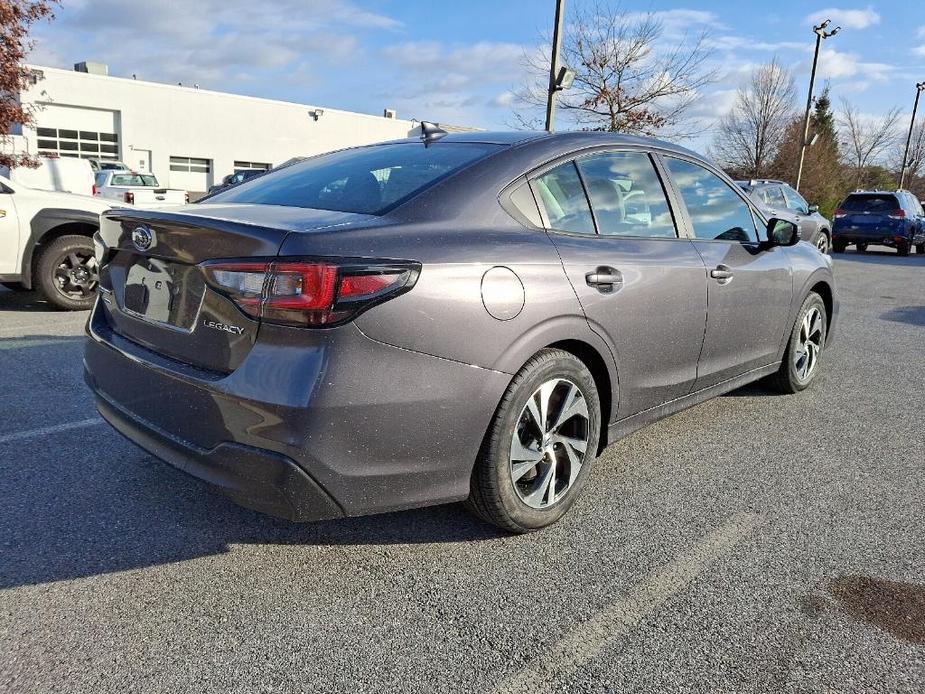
left=13, top=63, right=424, bottom=193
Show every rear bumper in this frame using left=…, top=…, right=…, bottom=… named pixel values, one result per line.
left=832, top=225, right=919, bottom=245
left=84, top=299, right=510, bottom=520
left=91, top=388, right=343, bottom=521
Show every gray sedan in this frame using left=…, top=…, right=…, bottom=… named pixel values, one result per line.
left=84, top=131, right=837, bottom=533
left=737, top=179, right=832, bottom=253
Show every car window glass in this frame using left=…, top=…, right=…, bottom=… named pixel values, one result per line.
left=111, top=174, right=159, bottom=187
left=664, top=158, right=758, bottom=243
left=213, top=142, right=501, bottom=215
left=533, top=162, right=595, bottom=235
left=782, top=185, right=809, bottom=214
left=94, top=172, right=107, bottom=187
left=576, top=152, right=677, bottom=238
left=840, top=194, right=897, bottom=212
left=766, top=186, right=787, bottom=207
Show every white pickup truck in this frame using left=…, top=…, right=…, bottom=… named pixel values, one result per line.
left=94, top=171, right=188, bottom=208
left=1, top=173, right=113, bottom=310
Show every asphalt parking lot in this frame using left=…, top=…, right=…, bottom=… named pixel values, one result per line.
left=2, top=251, right=924, bottom=694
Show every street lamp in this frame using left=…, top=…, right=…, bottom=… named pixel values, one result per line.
left=545, top=0, right=567, bottom=132
left=795, top=20, right=840, bottom=193
left=899, top=82, right=925, bottom=190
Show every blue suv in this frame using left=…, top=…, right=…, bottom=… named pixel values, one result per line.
left=832, top=190, right=925, bottom=256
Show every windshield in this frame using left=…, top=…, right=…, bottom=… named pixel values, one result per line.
left=210, top=142, right=503, bottom=215
left=111, top=173, right=160, bottom=187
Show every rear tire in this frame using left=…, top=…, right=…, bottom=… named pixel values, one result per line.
left=855, top=243, right=868, bottom=253
left=771, top=292, right=827, bottom=394
left=916, top=243, right=925, bottom=254
left=466, top=348, right=601, bottom=533
left=35, top=235, right=99, bottom=311
left=897, top=241, right=911, bottom=257
left=832, top=240, right=846, bottom=253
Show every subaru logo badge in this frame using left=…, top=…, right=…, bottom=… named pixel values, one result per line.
left=131, top=225, right=154, bottom=252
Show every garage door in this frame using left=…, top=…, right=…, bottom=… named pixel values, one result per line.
left=34, top=103, right=121, bottom=162
left=169, top=156, right=213, bottom=193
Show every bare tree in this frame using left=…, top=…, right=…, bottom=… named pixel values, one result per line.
left=839, top=99, right=902, bottom=188
left=712, top=59, right=796, bottom=178
left=514, top=1, right=716, bottom=136
left=1, top=0, right=57, bottom=169
left=889, top=119, right=925, bottom=188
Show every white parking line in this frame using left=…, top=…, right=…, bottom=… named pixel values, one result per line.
left=494, top=512, right=766, bottom=694
left=0, top=418, right=103, bottom=445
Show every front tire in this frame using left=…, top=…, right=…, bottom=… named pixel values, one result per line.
left=35, top=235, right=99, bottom=311
left=815, top=232, right=830, bottom=254
left=771, top=292, right=827, bottom=394
left=467, top=348, right=601, bottom=533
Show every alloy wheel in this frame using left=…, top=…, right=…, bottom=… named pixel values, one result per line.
left=794, top=307, right=824, bottom=382
left=815, top=234, right=829, bottom=254
left=509, top=378, right=590, bottom=509
left=53, top=250, right=99, bottom=300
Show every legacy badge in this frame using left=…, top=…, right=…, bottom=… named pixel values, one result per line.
left=202, top=319, right=245, bottom=336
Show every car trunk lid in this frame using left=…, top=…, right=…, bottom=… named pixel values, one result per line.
left=96, top=204, right=379, bottom=372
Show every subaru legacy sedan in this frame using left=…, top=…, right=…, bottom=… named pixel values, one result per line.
left=84, top=131, right=837, bottom=533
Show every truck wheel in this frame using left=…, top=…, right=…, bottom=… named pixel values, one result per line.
left=35, top=235, right=99, bottom=311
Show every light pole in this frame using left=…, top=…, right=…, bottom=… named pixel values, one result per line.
left=545, top=0, right=566, bottom=132
left=795, top=20, right=840, bottom=193
left=899, top=82, right=925, bottom=190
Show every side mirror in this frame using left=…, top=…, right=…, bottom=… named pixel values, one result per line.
left=766, top=218, right=800, bottom=247
left=808, top=204, right=819, bottom=213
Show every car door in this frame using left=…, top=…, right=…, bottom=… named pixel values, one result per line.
left=530, top=150, right=708, bottom=418
left=0, top=183, right=21, bottom=274
left=660, top=156, right=793, bottom=390
left=781, top=184, right=821, bottom=242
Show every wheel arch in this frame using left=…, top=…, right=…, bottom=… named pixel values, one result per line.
left=21, top=209, right=100, bottom=289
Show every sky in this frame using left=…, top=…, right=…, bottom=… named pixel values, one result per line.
left=26, top=1, right=925, bottom=151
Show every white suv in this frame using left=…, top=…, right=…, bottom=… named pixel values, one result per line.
left=0, top=174, right=113, bottom=310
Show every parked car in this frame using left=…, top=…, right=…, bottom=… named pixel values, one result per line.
left=207, top=169, right=266, bottom=195
left=84, top=131, right=837, bottom=532
left=832, top=190, right=925, bottom=255
left=736, top=179, right=832, bottom=253
left=0, top=156, right=95, bottom=197
left=95, top=171, right=188, bottom=208
left=1, top=173, right=112, bottom=309
left=87, top=159, right=129, bottom=173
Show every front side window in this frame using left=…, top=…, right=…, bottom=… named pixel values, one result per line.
left=782, top=185, right=810, bottom=214
left=576, top=151, right=677, bottom=238
left=532, top=162, right=595, bottom=235
left=664, top=158, right=758, bottom=243
left=213, top=142, right=501, bottom=215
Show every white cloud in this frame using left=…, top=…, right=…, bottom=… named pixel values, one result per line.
left=916, top=25, right=925, bottom=39
left=914, top=45, right=925, bottom=58
left=805, top=7, right=880, bottom=30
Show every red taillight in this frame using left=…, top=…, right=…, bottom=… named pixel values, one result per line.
left=201, top=259, right=419, bottom=327
left=834, top=208, right=847, bottom=218
left=92, top=184, right=97, bottom=196
left=888, top=209, right=906, bottom=219
left=124, top=191, right=135, bottom=204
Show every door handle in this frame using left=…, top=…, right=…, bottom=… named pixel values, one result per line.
left=710, top=265, right=733, bottom=284
left=585, top=266, right=622, bottom=293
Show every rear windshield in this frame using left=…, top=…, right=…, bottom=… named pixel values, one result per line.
left=840, top=194, right=898, bottom=212
left=111, top=173, right=159, bottom=187
left=210, top=142, right=503, bottom=215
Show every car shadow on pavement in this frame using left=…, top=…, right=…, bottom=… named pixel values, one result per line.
left=833, top=250, right=925, bottom=267
left=880, top=305, right=925, bottom=327
left=0, top=287, right=65, bottom=313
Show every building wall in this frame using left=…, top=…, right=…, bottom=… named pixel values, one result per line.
left=19, top=66, right=419, bottom=193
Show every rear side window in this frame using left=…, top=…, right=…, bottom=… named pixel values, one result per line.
left=840, top=194, right=898, bottom=213
left=576, top=151, right=677, bottom=238
left=664, top=158, right=758, bottom=243
left=762, top=186, right=787, bottom=208
left=211, top=142, right=502, bottom=215
left=533, top=162, right=595, bottom=235
left=782, top=185, right=810, bottom=214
